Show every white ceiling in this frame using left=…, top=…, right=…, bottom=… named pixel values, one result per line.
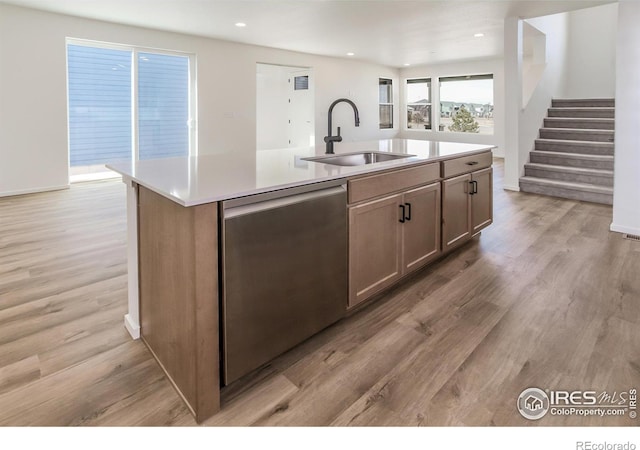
left=1, top=0, right=615, bottom=67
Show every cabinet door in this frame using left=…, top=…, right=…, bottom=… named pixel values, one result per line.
left=402, top=182, right=441, bottom=274
left=349, top=194, right=402, bottom=308
left=471, top=167, right=493, bottom=234
left=442, top=173, right=472, bottom=253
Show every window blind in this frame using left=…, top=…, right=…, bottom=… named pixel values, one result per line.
left=67, top=45, right=132, bottom=166
left=138, top=52, right=189, bottom=160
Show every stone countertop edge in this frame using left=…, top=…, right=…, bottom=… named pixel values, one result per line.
left=106, top=141, right=496, bottom=207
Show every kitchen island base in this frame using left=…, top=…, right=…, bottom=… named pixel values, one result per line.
left=138, top=186, right=220, bottom=421
left=110, top=141, right=495, bottom=423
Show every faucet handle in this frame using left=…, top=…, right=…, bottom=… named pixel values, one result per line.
left=337, top=126, right=341, bottom=137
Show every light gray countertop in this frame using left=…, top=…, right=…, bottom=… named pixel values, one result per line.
left=107, top=139, right=495, bottom=206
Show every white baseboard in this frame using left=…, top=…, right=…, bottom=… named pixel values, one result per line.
left=0, top=184, right=69, bottom=198
left=503, top=184, right=521, bottom=192
left=610, top=223, right=640, bottom=236
left=124, top=314, right=140, bottom=340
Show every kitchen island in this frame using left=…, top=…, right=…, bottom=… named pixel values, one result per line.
left=108, top=139, right=495, bottom=422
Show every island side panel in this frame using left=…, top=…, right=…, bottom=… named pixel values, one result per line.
left=193, top=202, right=220, bottom=421
left=137, top=185, right=220, bottom=422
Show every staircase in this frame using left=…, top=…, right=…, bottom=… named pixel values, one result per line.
left=519, top=98, right=614, bottom=205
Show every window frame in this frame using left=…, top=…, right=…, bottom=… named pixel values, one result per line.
left=405, top=78, right=432, bottom=131
left=437, top=73, right=494, bottom=135
left=65, top=37, right=197, bottom=178
left=378, top=77, right=394, bottom=130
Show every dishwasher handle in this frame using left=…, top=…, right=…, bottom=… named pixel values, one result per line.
left=224, top=186, right=346, bottom=219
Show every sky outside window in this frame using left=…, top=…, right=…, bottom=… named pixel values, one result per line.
left=440, top=79, right=493, bottom=104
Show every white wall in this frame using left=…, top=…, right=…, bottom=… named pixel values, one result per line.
left=0, top=3, right=399, bottom=196
left=398, top=59, right=505, bottom=158
left=0, top=6, right=70, bottom=196
left=503, top=12, right=571, bottom=190
left=611, top=1, right=640, bottom=236
left=565, top=3, right=618, bottom=99
left=522, top=21, right=547, bottom=108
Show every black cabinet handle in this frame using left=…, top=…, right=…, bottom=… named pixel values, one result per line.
left=469, top=180, right=478, bottom=195
left=466, top=161, right=479, bottom=166
left=405, top=202, right=412, bottom=221
left=399, top=204, right=405, bottom=223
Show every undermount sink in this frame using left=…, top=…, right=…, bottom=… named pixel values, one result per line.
left=303, top=151, right=416, bottom=167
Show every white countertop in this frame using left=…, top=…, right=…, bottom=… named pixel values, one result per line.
left=107, top=139, right=495, bottom=206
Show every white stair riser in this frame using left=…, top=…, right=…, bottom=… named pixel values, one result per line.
left=524, top=166, right=613, bottom=187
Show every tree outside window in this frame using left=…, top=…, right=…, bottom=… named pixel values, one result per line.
left=439, top=74, right=493, bottom=134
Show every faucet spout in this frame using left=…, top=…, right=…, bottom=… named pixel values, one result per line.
left=324, top=98, right=360, bottom=154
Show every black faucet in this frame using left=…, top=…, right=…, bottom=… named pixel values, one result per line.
left=324, top=98, right=360, bottom=154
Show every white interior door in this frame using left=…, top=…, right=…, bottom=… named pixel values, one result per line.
left=288, top=69, right=314, bottom=148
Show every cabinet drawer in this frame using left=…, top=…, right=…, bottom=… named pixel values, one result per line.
left=348, top=163, right=439, bottom=204
left=441, top=152, right=492, bottom=179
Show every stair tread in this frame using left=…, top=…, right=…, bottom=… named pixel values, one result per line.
left=544, top=117, right=615, bottom=121
left=553, top=98, right=615, bottom=101
left=530, top=150, right=614, bottom=160
left=520, top=176, right=613, bottom=194
left=536, top=138, right=614, bottom=146
left=549, top=107, right=615, bottom=110
left=524, top=163, right=613, bottom=176
left=540, top=127, right=614, bottom=133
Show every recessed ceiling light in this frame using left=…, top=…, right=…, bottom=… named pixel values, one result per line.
left=404, top=63, right=411, bottom=66
left=235, top=22, right=246, bottom=27
left=346, top=52, right=355, bottom=56
left=474, top=33, right=484, bottom=38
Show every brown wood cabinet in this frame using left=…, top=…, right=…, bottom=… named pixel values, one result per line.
left=349, top=182, right=441, bottom=308
left=402, top=183, right=441, bottom=272
left=348, top=194, right=402, bottom=307
left=471, top=167, right=493, bottom=233
left=442, top=166, right=493, bottom=253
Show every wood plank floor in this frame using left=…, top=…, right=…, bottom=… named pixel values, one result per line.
left=0, top=160, right=638, bottom=426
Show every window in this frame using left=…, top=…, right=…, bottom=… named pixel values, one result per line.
left=294, top=75, right=309, bottom=90
left=137, top=52, right=190, bottom=160
left=439, top=74, right=493, bottom=134
left=379, top=78, right=393, bottom=129
left=67, top=41, right=194, bottom=180
left=406, top=78, right=431, bottom=130
left=67, top=45, right=133, bottom=168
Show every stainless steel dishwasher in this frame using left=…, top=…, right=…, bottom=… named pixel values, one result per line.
left=221, top=182, right=347, bottom=385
